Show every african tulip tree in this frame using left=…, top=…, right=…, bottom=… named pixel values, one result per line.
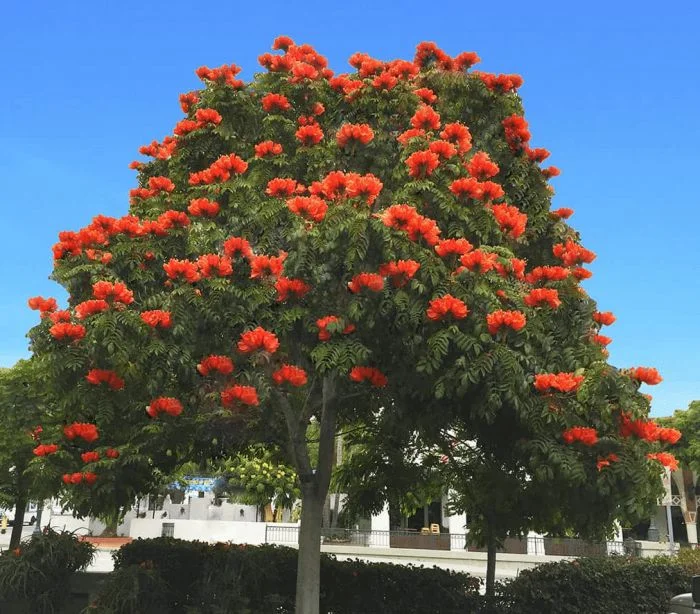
left=26, top=37, right=677, bottom=612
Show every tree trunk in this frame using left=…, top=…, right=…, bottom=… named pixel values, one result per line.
left=9, top=495, right=27, bottom=550
left=423, top=504, right=429, bottom=529
left=485, top=537, right=497, bottom=597
left=295, top=486, right=326, bottom=614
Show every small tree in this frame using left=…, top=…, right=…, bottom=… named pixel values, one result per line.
left=0, top=360, right=57, bottom=549
left=26, top=38, right=673, bottom=612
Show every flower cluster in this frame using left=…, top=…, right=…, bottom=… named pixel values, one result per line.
left=86, top=369, right=125, bottom=390
left=593, top=311, right=616, bottom=326
left=490, top=203, right=527, bottom=238
left=164, top=258, right=201, bottom=283
left=141, top=310, right=172, bottom=328
left=63, top=422, right=99, bottom=442
left=197, top=254, right=233, bottom=278
left=249, top=252, right=287, bottom=278
left=630, top=367, right=663, bottom=385
left=93, top=281, right=134, bottom=304
left=254, top=140, right=283, bottom=158
left=435, top=238, right=473, bottom=258
left=348, top=272, right=385, bottom=294
left=106, top=448, right=120, bottom=459
left=552, top=207, right=574, bottom=219
left=378, top=260, right=420, bottom=287
left=336, top=123, right=374, bottom=147
left=197, top=355, right=235, bottom=376
left=525, top=266, right=570, bottom=284
left=486, top=310, right=526, bottom=335
left=553, top=240, right=596, bottom=266
left=189, top=153, right=248, bottom=185
left=28, top=296, right=57, bottom=315
left=287, top=195, right=328, bottom=222
left=275, top=277, right=311, bottom=302
left=33, top=444, right=59, bottom=456
left=221, top=385, right=259, bottom=407
left=440, top=122, right=472, bottom=153
left=534, top=372, right=584, bottom=393
left=466, top=152, right=499, bottom=179
left=237, top=327, right=280, bottom=354
left=411, top=105, right=441, bottom=130
left=261, top=93, right=291, bottom=112
left=223, top=236, right=254, bottom=259
left=524, top=288, right=561, bottom=309
left=196, top=63, right=243, bottom=88
left=146, top=397, right=183, bottom=418
left=502, top=115, right=531, bottom=152
left=406, top=150, right=440, bottom=178
left=596, top=453, right=620, bottom=471
left=562, top=426, right=598, bottom=446
left=81, top=451, right=100, bottom=463
left=647, top=452, right=679, bottom=471
left=272, top=365, right=308, bottom=387
left=75, top=299, right=109, bottom=319
left=426, top=295, right=468, bottom=321
left=349, top=366, right=388, bottom=387
left=139, top=135, right=177, bottom=160
left=62, top=472, right=98, bottom=485
left=316, top=316, right=355, bottom=341
left=459, top=250, right=499, bottom=273
left=50, top=323, right=86, bottom=341
left=295, top=123, right=324, bottom=145
left=129, top=176, right=176, bottom=202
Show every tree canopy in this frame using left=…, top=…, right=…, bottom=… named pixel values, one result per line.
left=25, top=37, right=678, bottom=610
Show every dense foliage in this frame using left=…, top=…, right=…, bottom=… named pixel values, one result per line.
left=0, top=529, right=94, bottom=613
left=97, top=538, right=480, bottom=614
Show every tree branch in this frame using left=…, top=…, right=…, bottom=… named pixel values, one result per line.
left=316, top=376, right=338, bottom=497
left=276, top=390, right=313, bottom=483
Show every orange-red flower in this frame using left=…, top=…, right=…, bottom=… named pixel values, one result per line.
left=542, top=166, right=560, bottom=179
left=466, top=151, right=499, bottom=179
left=287, top=196, right=328, bottom=222
left=254, top=141, right=283, bottom=158
left=534, top=372, right=584, bottom=393
left=105, top=448, right=120, bottom=459
left=502, top=114, right=531, bottom=152
left=647, top=452, right=678, bottom=471
left=526, top=147, right=551, bottom=163
left=164, top=259, right=201, bottom=283
left=459, top=250, right=499, bottom=274
left=553, top=240, right=596, bottom=266
left=81, top=451, right=100, bottom=463
left=476, top=72, right=523, bottom=93
left=348, top=273, right=385, bottom=294
left=552, top=207, right=574, bottom=219
left=197, top=355, right=235, bottom=376
left=397, top=128, right=427, bottom=146
left=198, top=254, right=233, bottom=278
left=146, top=397, right=183, bottom=418
left=593, top=311, right=616, bottom=326
left=275, top=277, right=311, bottom=302
left=525, top=266, right=570, bottom=284
left=295, top=124, right=324, bottom=146
left=406, top=150, right=440, bottom=178
left=316, top=316, right=355, bottom=341
left=195, top=108, right=222, bottom=127
left=93, top=281, right=134, bottom=304
left=619, top=414, right=660, bottom=441
left=28, top=296, right=57, bottom=315
left=414, top=87, right=437, bottom=104
left=372, top=71, right=398, bottom=90
left=266, top=178, right=300, bottom=198
left=223, top=237, right=254, bottom=259
left=592, top=334, right=612, bottom=346
left=562, top=426, right=598, bottom=446
left=75, top=299, right=110, bottom=320
left=378, top=260, right=420, bottom=287
left=349, top=366, right=387, bottom=387
left=50, top=323, right=86, bottom=341
left=336, top=123, right=374, bottom=147
left=410, top=105, right=441, bottom=130
left=141, top=310, right=172, bottom=329
left=189, top=154, right=248, bottom=185
left=346, top=174, right=383, bottom=205
left=249, top=252, right=287, bottom=278
left=524, top=288, right=561, bottom=309
left=86, top=369, right=124, bottom=390
left=179, top=91, right=199, bottom=113
left=188, top=198, right=220, bottom=217
left=596, top=453, right=620, bottom=471
left=272, top=365, right=308, bottom=387
left=63, top=422, right=99, bottom=442
left=428, top=140, right=458, bottom=160
left=426, top=295, right=468, bottom=321
left=630, top=367, right=663, bottom=385
left=435, top=238, right=473, bottom=258
left=221, top=385, right=259, bottom=407
left=491, top=203, right=527, bottom=239
left=33, top=444, right=58, bottom=457
left=657, top=427, right=682, bottom=445
left=380, top=204, right=420, bottom=231
left=440, top=122, right=472, bottom=154
left=261, top=93, right=291, bottom=112
left=449, top=177, right=483, bottom=200
left=195, top=63, right=243, bottom=88
left=237, top=327, right=280, bottom=354
left=486, top=310, right=526, bottom=335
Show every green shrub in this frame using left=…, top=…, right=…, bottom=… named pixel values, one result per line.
left=97, top=538, right=480, bottom=613
left=0, top=529, right=94, bottom=613
left=498, top=555, right=689, bottom=614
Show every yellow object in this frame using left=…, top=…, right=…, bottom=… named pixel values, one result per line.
left=430, top=523, right=440, bottom=534
left=420, top=527, right=431, bottom=535
left=1, top=515, right=7, bottom=530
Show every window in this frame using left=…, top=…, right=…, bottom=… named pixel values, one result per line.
left=161, top=522, right=174, bottom=538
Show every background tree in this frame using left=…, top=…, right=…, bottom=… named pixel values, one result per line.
left=0, top=360, right=57, bottom=549
left=660, top=401, right=700, bottom=473
left=26, top=37, right=673, bottom=612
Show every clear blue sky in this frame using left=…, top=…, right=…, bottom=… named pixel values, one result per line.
left=1, top=1, right=698, bottom=417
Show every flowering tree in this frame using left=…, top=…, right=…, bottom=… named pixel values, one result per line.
left=26, top=37, right=678, bottom=611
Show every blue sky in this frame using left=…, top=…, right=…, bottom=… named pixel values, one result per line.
left=1, top=1, right=698, bottom=416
